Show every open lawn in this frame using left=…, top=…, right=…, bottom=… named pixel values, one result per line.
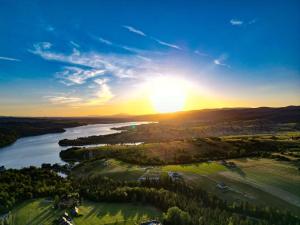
left=7, top=198, right=161, bottom=225
left=161, top=162, right=227, bottom=175
left=72, top=157, right=300, bottom=214
left=218, top=158, right=300, bottom=208
left=72, top=159, right=147, bottom=181
left=72, top=159, right=227, bottom=181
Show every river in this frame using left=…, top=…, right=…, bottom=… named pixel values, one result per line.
left=0, top=122, right=147, bottom=169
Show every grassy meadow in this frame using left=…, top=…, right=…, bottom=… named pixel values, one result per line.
left=7, top=198, right=161, bottom=225
left=71, top=156, right=300, bottom=214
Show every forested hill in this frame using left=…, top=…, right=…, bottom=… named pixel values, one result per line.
left=0, top=116, right=139, bottom=148
left=1, top=106, right=299, bottom=148
left=134, top=106, right=300, bottom=123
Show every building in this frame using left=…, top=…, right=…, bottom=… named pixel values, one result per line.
left=168, top=171, right=182, bottom=181
left=71, top=206, right=79, bottom=216
left=0, top=166, right=5, bottom=172
left=138, top=176, right=160, bottom=182
left=140, top=220, right=162, bottom=225
left=216, top=182, right=228, bottom=191
left=57, top=212, right=74, bottom=225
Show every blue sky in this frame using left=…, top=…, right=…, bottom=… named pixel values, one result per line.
left=0, top=0, right=299, bottom=116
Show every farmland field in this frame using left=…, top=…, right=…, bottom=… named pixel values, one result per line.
left=161, top=162, right=227, bottom=175
left=71, top=157, right=300, bottom=214
left=7, top=198, right=161, bottom=225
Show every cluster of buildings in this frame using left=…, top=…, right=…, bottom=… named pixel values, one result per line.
left=219, top=160, right=237, bottom=168
left=167, top=171, right=182, bottom=181
left=56, top=207, right=79, bottom=225
left=140, top=220, right=162, bottom=225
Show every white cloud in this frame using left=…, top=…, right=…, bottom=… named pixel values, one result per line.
left=46, top=78, right=114, bottom=106
left=123, top=25, right=146, bottom=36
left=0, top=56, right=20, bottom=62
left=98, top=37, right=113, bottom=45
left=87, top=78, right=114, bottom=105
left=30, top=41, right=170, bottom=106
left=122, top=25, right=181, bottom=50
left=248, top=19, right=257, bottom=25
left=30, top=42, right=154, bottom=79
left=95, top=36, right=147, bottom=54
left=230, top=19, right=244, bottom=26
left=56, top=67, right=106, bottom=85
left=152, top=38, right=181, bottom=50
left=213, top=55, right=230, bottom=68
left=70, top=41, right=80, bottom=48
left=194, top=50, right=208, bottom=56
left=45, top=25, right=55, bottom=32
left=45, top=96, right=82, bottom=104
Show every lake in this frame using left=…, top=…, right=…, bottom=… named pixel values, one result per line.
left=0, top=122, right=147, bottom=169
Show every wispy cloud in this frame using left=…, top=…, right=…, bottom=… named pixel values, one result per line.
left=230, top=18, right=257, bottom=26
left=56, top=66, right=105, bottom=86
left=98, top=37, right=113, bottom=45
left=122, top=25, right=146, bottom=36
left=30, top=41, right=167, bottom=106
left=94, top=35, right=149, bottom=55
left=194, top=50, right=208, bottom=56
left=152, top=38, right=181, bottom=50
left=30, top=41, right=156, bottom=80
left=248, top=19, right=257, bottom=25
left=45, top=78, right=114, bottom=106
left=45, top=96, right=82, bottom=104
left=70, top=41, right=80, bottom=48
left=45, top=25, right=55, bottom=32
left=86, top=78, right=114, bottom=105
left=122, top=25, right=181, bottom=50
left=213, top=55, right=230, bottom=68
left=230, top=19, right=244, bottom=26
left=0, top=56, right=20, bottom=62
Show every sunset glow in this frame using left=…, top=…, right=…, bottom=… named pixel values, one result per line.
left=149, top=77, right=187, bottom=113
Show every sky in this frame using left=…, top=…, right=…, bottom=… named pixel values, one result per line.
left=0, top=0, right=299, bottom=116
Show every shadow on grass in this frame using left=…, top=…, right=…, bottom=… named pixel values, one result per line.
left=81, top=202, right=159, bottom=224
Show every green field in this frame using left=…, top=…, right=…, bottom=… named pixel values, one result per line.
left=218, top=159, right=300, bottom=207
left=188, top=158, right=300, bottom=214
left=7, top=198, right=161, bottom=225
left=73, top=159, right=147, bottom=181
left=161, top=162, right=227, bottom=175
left=72, top=159, right=227, bottom=181
left=72, top=157, right=300, bottom=214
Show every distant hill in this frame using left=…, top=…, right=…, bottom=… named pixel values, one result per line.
left=134, top=106, right=300, bottom=123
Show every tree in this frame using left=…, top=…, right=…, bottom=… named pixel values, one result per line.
left=163, top=206, right=191, bottom=225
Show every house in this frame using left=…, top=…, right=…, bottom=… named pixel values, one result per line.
left=57, top=194, right=79, bottom=209
left=216, top=182, right=228, bottom=190
left=227, top=161, right=237, bottom=168
left=138, top=176, right=160, bottom=182
left=57, top=212, right=73, bottom=225
left=0, top=166, right=5, bottom=172
left=168, top=171, right=182, bottom=181
left=71, top=206, right=79, bottom=216
left=220, top=160, right=227, bottom=165
left=140, top=220, right=162, bottom=225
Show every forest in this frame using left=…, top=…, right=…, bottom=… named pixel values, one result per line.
left=0, top=168, right=299, bottom=225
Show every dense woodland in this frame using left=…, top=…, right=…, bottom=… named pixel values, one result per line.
left=0, top=168, right=299, bottom=225
left=0, top=116, right=137, bottom=148
left=0, top=167, right=74, bottom=213
left=0, top=118, right=85, bottom=147
left=60, top=136, right=300, bottom=165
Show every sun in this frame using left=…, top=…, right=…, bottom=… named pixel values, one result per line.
left=148, top=77, right=187, bottom=113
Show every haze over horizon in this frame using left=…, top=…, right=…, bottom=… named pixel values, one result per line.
left=1, top=0, right=299, bottom=116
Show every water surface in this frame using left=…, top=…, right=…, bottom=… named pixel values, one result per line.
left=0, top=122, right=146, bottom=169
